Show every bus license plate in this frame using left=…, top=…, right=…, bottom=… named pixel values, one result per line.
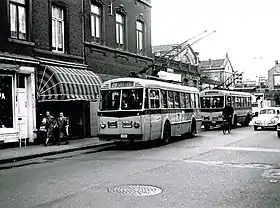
left=121, top=134, right=128, bottom=138
left=212, top=121, right=216, bottom=124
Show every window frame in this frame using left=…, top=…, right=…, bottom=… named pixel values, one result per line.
left=90, top=3, right=102, bottom=43
left=115, top=12, right=125, bottom=49
left=136, top=20, right=144, bottom=55
left=51, top=5, right=65, bottom=53
left=149, top=89, right=160, bottom=109
left=9, top=0, right=27, bottom=40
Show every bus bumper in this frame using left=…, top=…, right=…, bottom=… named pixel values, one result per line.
left=202, top=120, right=223, bottom=126
left=97, top=134, right=144, bottom=142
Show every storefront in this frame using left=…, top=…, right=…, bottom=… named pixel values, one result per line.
left=36, top=64, right=102, bottom=140
left=0, top=63, right=37, bottom=143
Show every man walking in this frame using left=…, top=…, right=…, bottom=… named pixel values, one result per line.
left=44, top=111, right=56, bottom=146
left=56, top=112, right=69, bottom=145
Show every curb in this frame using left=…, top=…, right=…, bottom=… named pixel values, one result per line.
left=0, top=142, right=115, bottom=165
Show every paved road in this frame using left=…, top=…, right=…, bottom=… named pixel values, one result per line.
left=1, top=126, right=280, bottom=208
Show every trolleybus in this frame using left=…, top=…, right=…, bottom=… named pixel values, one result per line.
left=200, top=89, right=252, bottom=130
left=97, top=76, right=202, bottom=144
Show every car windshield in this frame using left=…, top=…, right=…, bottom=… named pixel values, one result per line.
left=259, top=109, right=276, bottom=114
left=100, top=89, right=143, bottom=110
left=200, top=96, right=224, bottom=108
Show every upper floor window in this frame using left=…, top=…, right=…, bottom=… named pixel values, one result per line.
left=91, top=4, right=101, bottom=43
left=52, top=6, right=64, bottom=52
left=136, top=20, right=144, bottom=54
left=10, top=0, right=27, bottom=40
left=116, top=13, right=125, bottom=48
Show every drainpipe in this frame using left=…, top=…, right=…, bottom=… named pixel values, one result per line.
left=82, top=0, right=85, bottom=65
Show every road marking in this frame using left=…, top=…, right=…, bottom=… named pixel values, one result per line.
left=183, top=159, right=279, bottom=169
left=215, top=147, right=280, bottom=153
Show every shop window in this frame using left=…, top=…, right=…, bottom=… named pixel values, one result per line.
left=0, top=75, right=13, bottom=128
left=17, top=74, right=25, bottom=88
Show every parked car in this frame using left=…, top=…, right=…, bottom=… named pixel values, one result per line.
left=253, top=107, right=280, bottom=131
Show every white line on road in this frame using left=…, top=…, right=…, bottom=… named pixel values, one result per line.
left=214, top=147, right=280, bottom=153
left=183, top=160, right=278, bottom=169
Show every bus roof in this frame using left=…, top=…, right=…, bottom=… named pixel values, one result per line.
left=200, top=89, right=252, bottom=97
left=102, top=77, right=199, bottom=93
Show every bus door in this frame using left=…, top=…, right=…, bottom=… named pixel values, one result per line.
left=149, top=89, right=162, bottom=140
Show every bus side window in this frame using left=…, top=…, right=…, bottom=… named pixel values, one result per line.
left=144, top=89, right=149, bottom=109
left=195, top=94, right=200, bottom=108
left=190, top=94, right=195, bottom=108
left=161, top=90, right=168, bottom=108
left=186, top=93, right=191, bottom=108
left=180, top=92, right=186, bottom=108
left=174, top=91, right=180, bottom=108
left=150, top=89, right=160, bottom=108
left=167, top=91, right=174, bottom=108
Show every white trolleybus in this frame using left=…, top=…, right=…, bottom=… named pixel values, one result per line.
left=200, top=89, right=253, bottom=130
left=97, top=76, right=202, bottom=144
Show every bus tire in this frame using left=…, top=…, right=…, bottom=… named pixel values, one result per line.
left=162, top=122, right=171, bottom=145
left=190, top=119, right=196, bottom=138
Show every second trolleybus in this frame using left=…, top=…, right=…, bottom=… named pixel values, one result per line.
left=97, top=76, right=202, bottom=144
left=200, top=89, right=253, bottom=130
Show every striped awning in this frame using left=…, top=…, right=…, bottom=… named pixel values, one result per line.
left=37, top=65, right=102, bottom=102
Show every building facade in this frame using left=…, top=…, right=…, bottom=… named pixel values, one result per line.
left=268, top=61, right=280, bottom=90
left=200, top=53, right=235, bottom=89
left=0, top=0, right=153, bottom=142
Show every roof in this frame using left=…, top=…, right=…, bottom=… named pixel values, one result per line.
left=200, top=59, right=227, bottom=69
left=102, top=77, right=199, bottom=93
left=200, top=89, right=252, bottom=96
left=152, top=44, right=179, bottom=53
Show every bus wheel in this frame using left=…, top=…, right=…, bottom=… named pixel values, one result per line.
left=162, top=122, right=171, bottom=145
left=190, top=120, right=196, bottom=138
left=244, top=116, right=250, bottom=126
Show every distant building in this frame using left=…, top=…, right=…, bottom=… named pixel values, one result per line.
left=199, top=53, right=235, bottom=88
left=234, top=72, right=243, bottom=86
left=268, top=60, right=280, bottom=90
left=152, top=44, right=200, bottom=87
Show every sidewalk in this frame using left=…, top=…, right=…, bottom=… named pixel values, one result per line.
left=0, top=137, right=115, bottom=164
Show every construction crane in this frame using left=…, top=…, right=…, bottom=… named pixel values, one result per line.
left=135, top=30, right=215, bottom=76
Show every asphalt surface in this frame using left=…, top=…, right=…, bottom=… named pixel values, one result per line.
left=1, top=126, right=280, bottom=208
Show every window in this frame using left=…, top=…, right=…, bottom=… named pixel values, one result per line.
left=167, top=91, right=174, bottom=108
left=174, top=92, right=180, bottom=108
left=52, top=6, right=64, bottom=52
left=116, top=13, right=125, bottom=48
left=186, top=93, right=191, bottom=108
left=136, top=20, right=144, bottom=54
left=122, top=89, right=143, bottom=110
left=149, top=89, right=160, bottom=109
left=17, top=74, right=25, bottom=88
left=190, top=94, right=195, bottom=108
left=0, top=75, right=13, bottom=128
left=91, top=4, right=102, bottom=42
left=100, top=90, right=121, bottom=110
left=195, top=94, right=200, bottom=108
left=10, top=0, right=27, bottom=40
left=180, top=92, right=186, bottom=108
left=161, top=90, right=168, bottom=108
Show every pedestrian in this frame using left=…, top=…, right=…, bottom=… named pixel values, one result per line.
left=56, top=112, right=69, bottom=145
left=44, top=111, right=57, bottom=146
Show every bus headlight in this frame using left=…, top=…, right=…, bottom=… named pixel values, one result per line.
left=100, top=122, right=106, bottom=129
left=134, top=122, right=140, bottom=128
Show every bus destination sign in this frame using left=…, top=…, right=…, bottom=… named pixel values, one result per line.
left=111, top=81, right=134, bottom=88
left=205, top=91, right=219, bottom=95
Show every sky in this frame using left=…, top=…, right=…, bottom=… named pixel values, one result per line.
left=151, top=0, right=280, bottom=79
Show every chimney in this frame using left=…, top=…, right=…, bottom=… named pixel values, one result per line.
left=276, top=60, right=279, bottom=65
left=209, top=59, right=212, bottom=66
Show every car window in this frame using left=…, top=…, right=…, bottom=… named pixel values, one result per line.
left=259, top=109, right=276, bottom=114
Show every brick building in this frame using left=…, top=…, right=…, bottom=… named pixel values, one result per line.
left=0, top=0, right=153, bottom=142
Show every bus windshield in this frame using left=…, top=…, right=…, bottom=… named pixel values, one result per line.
left=200, top=96, right=224, bottom=108
left=100, top=89, right=143, bottom=110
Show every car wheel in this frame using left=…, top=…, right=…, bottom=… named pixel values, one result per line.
left=277, top=131, right=280, bottom=138
left=254, top=126, right=258, bottom=131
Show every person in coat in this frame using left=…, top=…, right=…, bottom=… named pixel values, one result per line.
left=44, top=111, right=57, bottom=146
left=56, top=112, right=69, bottom=145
